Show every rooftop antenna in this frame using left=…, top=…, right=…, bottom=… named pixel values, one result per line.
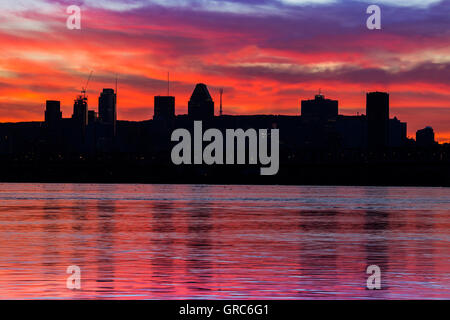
left=115, top=74, right=118, bottom=94
left=115, top=74, right=118, bottom=109
left=167, top=72, right=170, bottom=96
left=219, top=88, right=224, bottom=116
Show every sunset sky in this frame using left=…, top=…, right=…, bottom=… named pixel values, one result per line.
left=0, top=0, right=449, bottom=141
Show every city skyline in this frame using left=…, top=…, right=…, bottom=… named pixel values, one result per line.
left=0, top=82, right=440, bottom=144
left=0, top=80, right=446, bottom=186
left=0, top=0, right=449, bottom=305
left=0, top=0, right=449, bottom=141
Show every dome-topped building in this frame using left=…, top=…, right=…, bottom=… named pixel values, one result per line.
left=188, top=83, right=215, bottom=120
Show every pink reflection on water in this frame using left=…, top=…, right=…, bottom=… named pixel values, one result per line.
left=0, top=184, right=448, bottom=299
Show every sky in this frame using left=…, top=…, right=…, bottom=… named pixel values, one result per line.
left=0, top=0, right=449, bottom=141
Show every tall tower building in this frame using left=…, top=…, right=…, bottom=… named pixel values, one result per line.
left=154, top=96, right=175, bottom=121
left=188, top=83, right=214, bottom=120
left=366, top=92, right=389, bottom=149
left=45, top=100, right=62, bottom=126
left=72, top=95, right=88, bottom=128
left=99, top=89, right=117, bottom=124
left=99, top=88, right=117, bottom=136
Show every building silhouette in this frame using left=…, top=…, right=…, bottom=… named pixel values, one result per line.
left=45, top=100, right=62, bottom=127
left=0, top=82, right=447, bottom=185
left=98, top=88, right=117, bottom=136
left=389, top=117, right=407, bottom=147
left=188, top=83, right=214, bottom=120
left=416, top=127, right=436, bottom=147
left=367, top=92, right=390, bottom=150
left=154, top=96, right=175, bottom=121
left=33, top=86, right=416, bottom=153
left=71, top=94, right=89, bottom=145
left=72, top=95, right=88, bottom=127
left=301, top=93, right=338, bottom=120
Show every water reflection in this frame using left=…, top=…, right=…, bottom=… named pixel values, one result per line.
left=297, top=210, right=339, bottom=298
left=364, top=209, right=389, bottom=299
left=149, top=200, right=176, bottom=296
left=95, top=200, right=116, bottom=295
left=186, top=187, right=214, bottom=297
left=0, top=184, right=448, bottom=299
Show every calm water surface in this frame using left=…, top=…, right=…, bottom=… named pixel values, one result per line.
left=0, top=183, right=448, bottom=299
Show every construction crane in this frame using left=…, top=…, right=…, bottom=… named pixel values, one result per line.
left=81, top=71, right=93, bottom=99
left=72, top=71, right=93, bottom=123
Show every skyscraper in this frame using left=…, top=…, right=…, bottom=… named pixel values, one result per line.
left=99, top=88, right=117, bottom=127
left=366, top=92, right=389, bottom=149
left=188, top=83, right=214, bottom=120
left=45, top=100, right=62, bottom=126
left=72, top=95, right=88, bottom=128
left=154, top=96, right=175, bottom=121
